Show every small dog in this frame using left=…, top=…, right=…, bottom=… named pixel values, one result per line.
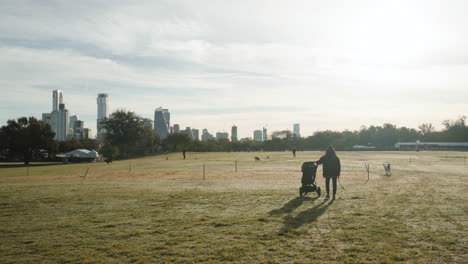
left=104, top=159, right=112, bottom=164
left=255, top=157, right=261, bottom=162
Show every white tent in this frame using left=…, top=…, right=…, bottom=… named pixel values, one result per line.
left=65, top=149, right=98, bottom=159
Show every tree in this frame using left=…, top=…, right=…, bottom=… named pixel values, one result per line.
left=103, top=110, right=155, bottom=158
left=440, top=116, right=468, bottom=142
left=165, top=133, right=191, bottom=151
left=418, top=123, right=435, bottom=139
left=0, top=117, right=55, bottom=165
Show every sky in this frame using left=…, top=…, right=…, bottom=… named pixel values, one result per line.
left=0, top=0, right=467, bottom=138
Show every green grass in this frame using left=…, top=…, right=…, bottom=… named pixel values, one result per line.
left=0, top=151, right=467, bottom=263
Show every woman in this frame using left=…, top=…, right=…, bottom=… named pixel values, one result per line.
left=316, top=146, right=341, bottom=200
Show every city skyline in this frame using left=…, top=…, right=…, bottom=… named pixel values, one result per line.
left=1, top=1, right=467, bottom=138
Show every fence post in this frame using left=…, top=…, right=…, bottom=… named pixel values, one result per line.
left=365, top=163, right=370, bottom=181
left=203, top=164, right=206, bottom=180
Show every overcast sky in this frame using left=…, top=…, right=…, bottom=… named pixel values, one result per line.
left=0, top=0, right=467, bottom=138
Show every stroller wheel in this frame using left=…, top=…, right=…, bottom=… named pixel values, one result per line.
left=317, top=187, right=321, bottom=197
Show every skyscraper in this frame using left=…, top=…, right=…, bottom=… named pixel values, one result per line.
left=183, top=127, right=194, bottom=139
left=254, top=130, right=263, bottom=141
left=97, top=93, right=109, bottom=135
left=192, top=129, right=199, bottom=140
left=201, top=129, right=214, bottom=142
left=262, top=127, right=268, bottom=141
left=216, top=132, right=229, bottom=140
left=173, top=124, right=180, bottom=133
left=73, top=120, right=84, bottom=139
left=42, top=113, right=52, bottom=126
left=293, top=124, right=301, bottom=138
left=56, top=103, right=69, bottom=141
left=52, top=90, right=63, bottom=111
left=231, top=125, right=238, bottom=142
left=154, top=107, right=170, bottom=139
left=70, top=115, right=80, bottom=130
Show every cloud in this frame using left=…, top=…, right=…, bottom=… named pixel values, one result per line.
left=0, top=0, right=467, bottom=137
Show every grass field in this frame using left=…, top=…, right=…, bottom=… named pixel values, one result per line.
left=0, top=151, right=467, bottom=263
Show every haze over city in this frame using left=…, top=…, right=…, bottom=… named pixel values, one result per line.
left=1, top=0, right=467, bottom=138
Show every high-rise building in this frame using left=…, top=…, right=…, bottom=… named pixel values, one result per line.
left=83, top=128, right=92, bottom=139
left=97, top=93, right=109, bottom=135
left=293, top=124, right=301, bottom=138
left=254, top=130, right=263, bottom=142
left=52, top=90, right=63, bottom=111
left=262, top=127, right=268, bottom=141
left=42, top=113, right=52, bottom=126
left=201, top=129, right=214, bottom=142
left=184, top=127, right=194, bottom=139
left=173, top=124, right=180, bottom=133
left=70, top=115, right=80, bottom=130
left=192, top=129, right=199, bottom=140
left=154, top=107, right=170, bottom=139
left=56, top=103, right=69, bottom=141
left=216, top=132, right=229, bottom=140
left=231, top=125, right=238, bottom=142
left=73, top=120, right=84, bottom=139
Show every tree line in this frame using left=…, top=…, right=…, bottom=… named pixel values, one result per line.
left=1, top=110, right=467, bottom=164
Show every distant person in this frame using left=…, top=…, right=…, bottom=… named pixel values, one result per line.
left=182, top=149, right=186, bottom=160
left=292, top=148, right=296, bottom=158
left=316, top=146, right=341, bottom=200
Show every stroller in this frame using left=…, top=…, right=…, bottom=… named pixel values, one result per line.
left=299, top=162, right=321, bottom=197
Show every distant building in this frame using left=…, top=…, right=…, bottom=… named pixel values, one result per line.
left=231, top=125, right=238, bottom=142
left=173, top=124, right=180, bottom=134
left=216, top=132, right=229, bottom=140
left=240, top=137, right=252, bottom=142
left=293, top=124, right=301, bottom=138
left=97, top=93, right=109, bottom=135
left=42, top=113, right=52, bottom=126
left=184, top=127, right=194, bottom=139
left=83, top=128, right=92, bottom=139
left=254, top=130, right=263, bottom=142
left=52, top=90, right=63, bottom=111
left=201, top=129, right=214, bottom=142
left=262, top=127, right=268, bottom=141
left=192, top=129, right=199, bottom=140
left=395, top=142, right=468, bottom=151
left=55, top=103, right=69, bottom=141
left=70, top=115, right=80, bottom=130
left=73, top=120, right=84, bottom=139
left=154, top=107, right=170, bottom=139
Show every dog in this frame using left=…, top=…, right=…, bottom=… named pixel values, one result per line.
left=255, top=157, right=261, bottom=162
left=104, top=158, right=112, bottom=164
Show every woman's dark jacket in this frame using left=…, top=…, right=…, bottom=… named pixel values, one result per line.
left=316, top=154, right=341, bottom=178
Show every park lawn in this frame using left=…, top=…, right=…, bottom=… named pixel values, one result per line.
left=0, top=151, right=466, bottom=263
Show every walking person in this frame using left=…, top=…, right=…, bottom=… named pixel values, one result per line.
left=182, top=149, right=186, bottom=160
left=316, top=146, right=341, bottom=200
left=292, top=148, right=296, bottom=158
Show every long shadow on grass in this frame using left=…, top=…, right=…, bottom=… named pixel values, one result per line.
left=268, top=196, right=318, bottom=216
left=279, top=199, right=334, bottom=233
